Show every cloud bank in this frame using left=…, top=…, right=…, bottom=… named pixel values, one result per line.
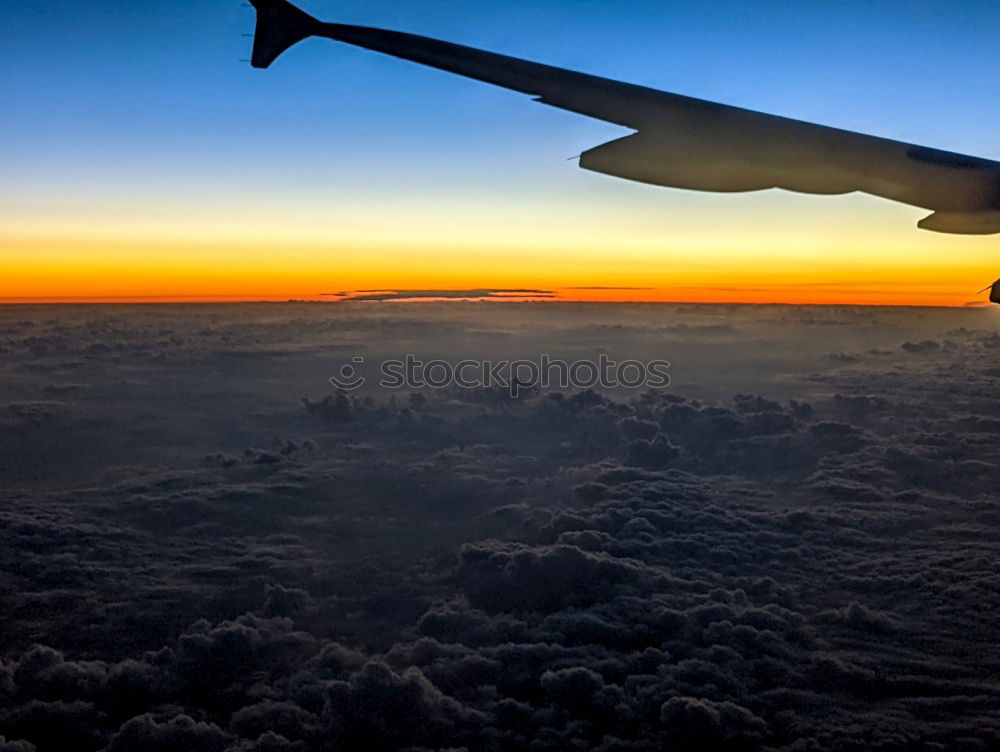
left=0, top=303, right=998, bottom=750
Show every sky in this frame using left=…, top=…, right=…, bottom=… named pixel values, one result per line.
left=3, top=0, right=1000, bottom=305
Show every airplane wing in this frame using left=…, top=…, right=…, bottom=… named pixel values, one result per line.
left=249, top=0, right=1000, bottom=234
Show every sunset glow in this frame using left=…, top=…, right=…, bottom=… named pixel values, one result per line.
left=4, top=195, right=997, bottom=305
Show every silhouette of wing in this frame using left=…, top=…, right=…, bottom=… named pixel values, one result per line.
left=250, top=0, right=1000, bottom=234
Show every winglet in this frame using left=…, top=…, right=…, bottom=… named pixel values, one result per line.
left=249, top=0, right=320, bottom=69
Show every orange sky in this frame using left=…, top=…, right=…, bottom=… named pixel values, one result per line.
left=3, top=189, right=998, bottom=306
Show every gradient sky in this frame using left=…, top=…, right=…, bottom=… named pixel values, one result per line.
left=3, top=0, right=1000, bottom=305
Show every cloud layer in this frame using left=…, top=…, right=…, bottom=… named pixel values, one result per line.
left=1, top=303, right=999, bottom=750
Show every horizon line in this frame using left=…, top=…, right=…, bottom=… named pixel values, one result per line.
left=0, top=297, right=988, bottom=310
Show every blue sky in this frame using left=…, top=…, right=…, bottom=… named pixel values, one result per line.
left=6, top=0, right=999, bottom=191
left=3, top=1, right=1000, bottom=304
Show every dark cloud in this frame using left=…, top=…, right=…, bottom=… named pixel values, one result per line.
left=322, top=289, right=556, bottom=302
left=103, top=714, right=232, bottom=752
left=1, top=304, right=999, bottom=750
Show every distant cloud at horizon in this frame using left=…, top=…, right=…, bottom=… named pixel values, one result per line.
left=323, top=288, right=557, bottom=302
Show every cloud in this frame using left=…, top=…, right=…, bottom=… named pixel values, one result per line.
left=322, top=289, right=556, bottom=302
left=2, top=304, right=1000, bottom=750
left=103, top=714, right=232, bottom=752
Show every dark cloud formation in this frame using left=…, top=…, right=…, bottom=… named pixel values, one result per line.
left=1, top=304, right=999, bottom=750
left=322, top=290, right=556, bottom=302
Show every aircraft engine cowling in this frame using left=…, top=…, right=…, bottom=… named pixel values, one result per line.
left=579, top=133, right=779, bottom=193
left=578, top=132, right=866, bottom=195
